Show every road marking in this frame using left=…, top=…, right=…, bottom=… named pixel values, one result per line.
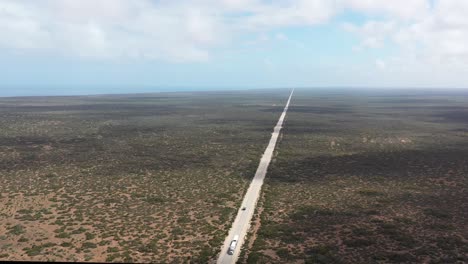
left=217, top=89, right=294, bottom=264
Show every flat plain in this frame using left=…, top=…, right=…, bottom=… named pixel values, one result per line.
left=243, top=89, right=468, bottom=263
left=0, top=89, right=290, bottom=262
left=1, top=88, right=467, bottom=263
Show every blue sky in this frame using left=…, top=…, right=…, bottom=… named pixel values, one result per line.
left=1, top=0, right=468, bottom=96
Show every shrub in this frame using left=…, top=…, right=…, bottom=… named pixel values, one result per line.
left=344, top=239, right=374, bottom=247
left=82, top=242, right=97, bottom=249
left=8, top=225, right=25, bottom=235
left=85, top=232, right=95, bottom=240
left=18, top=237, right=29, bottom=242
left=107, top=247, right=119, bottom=253
left=71, top=227, right=86, bottom=234
left=55, top=232, right=70, bottom=239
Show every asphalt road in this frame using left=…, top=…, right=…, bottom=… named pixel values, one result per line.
left=217, top=89, right=294, bottom=264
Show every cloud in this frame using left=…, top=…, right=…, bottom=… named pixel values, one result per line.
left=0, top=0, right=340, bottom=62
left=345, top=0, right=468, bottom=73
left=275, top=33, right=288, bottom=41
left=344, top=0, right=430, bottom=19
left=1, top=0, right=468, bottom=77
left=375, top=59, right=386, bottom=70
left=0, top=0, right=218, bottom=61
left=401, top=0, right=468, bottom=62
left=240, top=0, right=338, bottom=30
left=344, top=20, right=397, bottom=49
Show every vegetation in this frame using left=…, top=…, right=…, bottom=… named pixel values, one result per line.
left=2, top=88, right=467, bottom=263
left=8, top=225, right=25, bottom=236
left=245, top=89, right=468, bottom=263
left=0, top=89, right=289, bottom=262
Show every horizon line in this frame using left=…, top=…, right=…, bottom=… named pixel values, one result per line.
left=1, top=86, right=468, bottom=98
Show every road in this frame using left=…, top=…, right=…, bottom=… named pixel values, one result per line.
left=217, top=89, right=294, bottom=264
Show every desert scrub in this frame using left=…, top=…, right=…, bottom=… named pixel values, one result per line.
left=0, top=89, right=302, bottom=262
left=8, top=224, right=25, bottom=235
left=85, top=232, right=95, bottom=240
left=81, top=242, right=97, bottom=249
left=249, top=89, right=468, bottom=263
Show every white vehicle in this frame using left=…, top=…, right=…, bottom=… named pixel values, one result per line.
left=228, top=235, right=239, bottom=255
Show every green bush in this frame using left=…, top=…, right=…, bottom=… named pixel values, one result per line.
left=85, top=232, right=95, bottom=240
left=82, top=242, right=97, bottom=249
left=18, top=237, right=29, bottom=242
left=8, top=225, right=25, bottom=235
left=55, top=232, right=70, bottom=238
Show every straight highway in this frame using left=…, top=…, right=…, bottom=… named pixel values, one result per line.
left=217, top=89, right=294, bottom=264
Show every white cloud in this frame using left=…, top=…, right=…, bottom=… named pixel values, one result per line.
left=345, top=0, right=468, bottom=76
left=1, top=0, right=468, bottom=83
left=344, top=0, right=430, bottom=19
left=405, top=0, right=468, bottom=62
left=344, top=20, right=397, bottom=49
left=240, top=0, right=338, bottom=30
left=275, top=33, right=288, bottom=41
left=0, top=0, right=340, bottom=62
left=375, top=59, right=386, bottom=70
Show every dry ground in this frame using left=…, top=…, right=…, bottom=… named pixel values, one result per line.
left=0, top=89, right=290, bottom=262
left=245, top=89, right=468, bottom=263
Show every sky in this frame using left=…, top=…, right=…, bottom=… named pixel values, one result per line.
left=1, top=0, right=468, bottom=96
